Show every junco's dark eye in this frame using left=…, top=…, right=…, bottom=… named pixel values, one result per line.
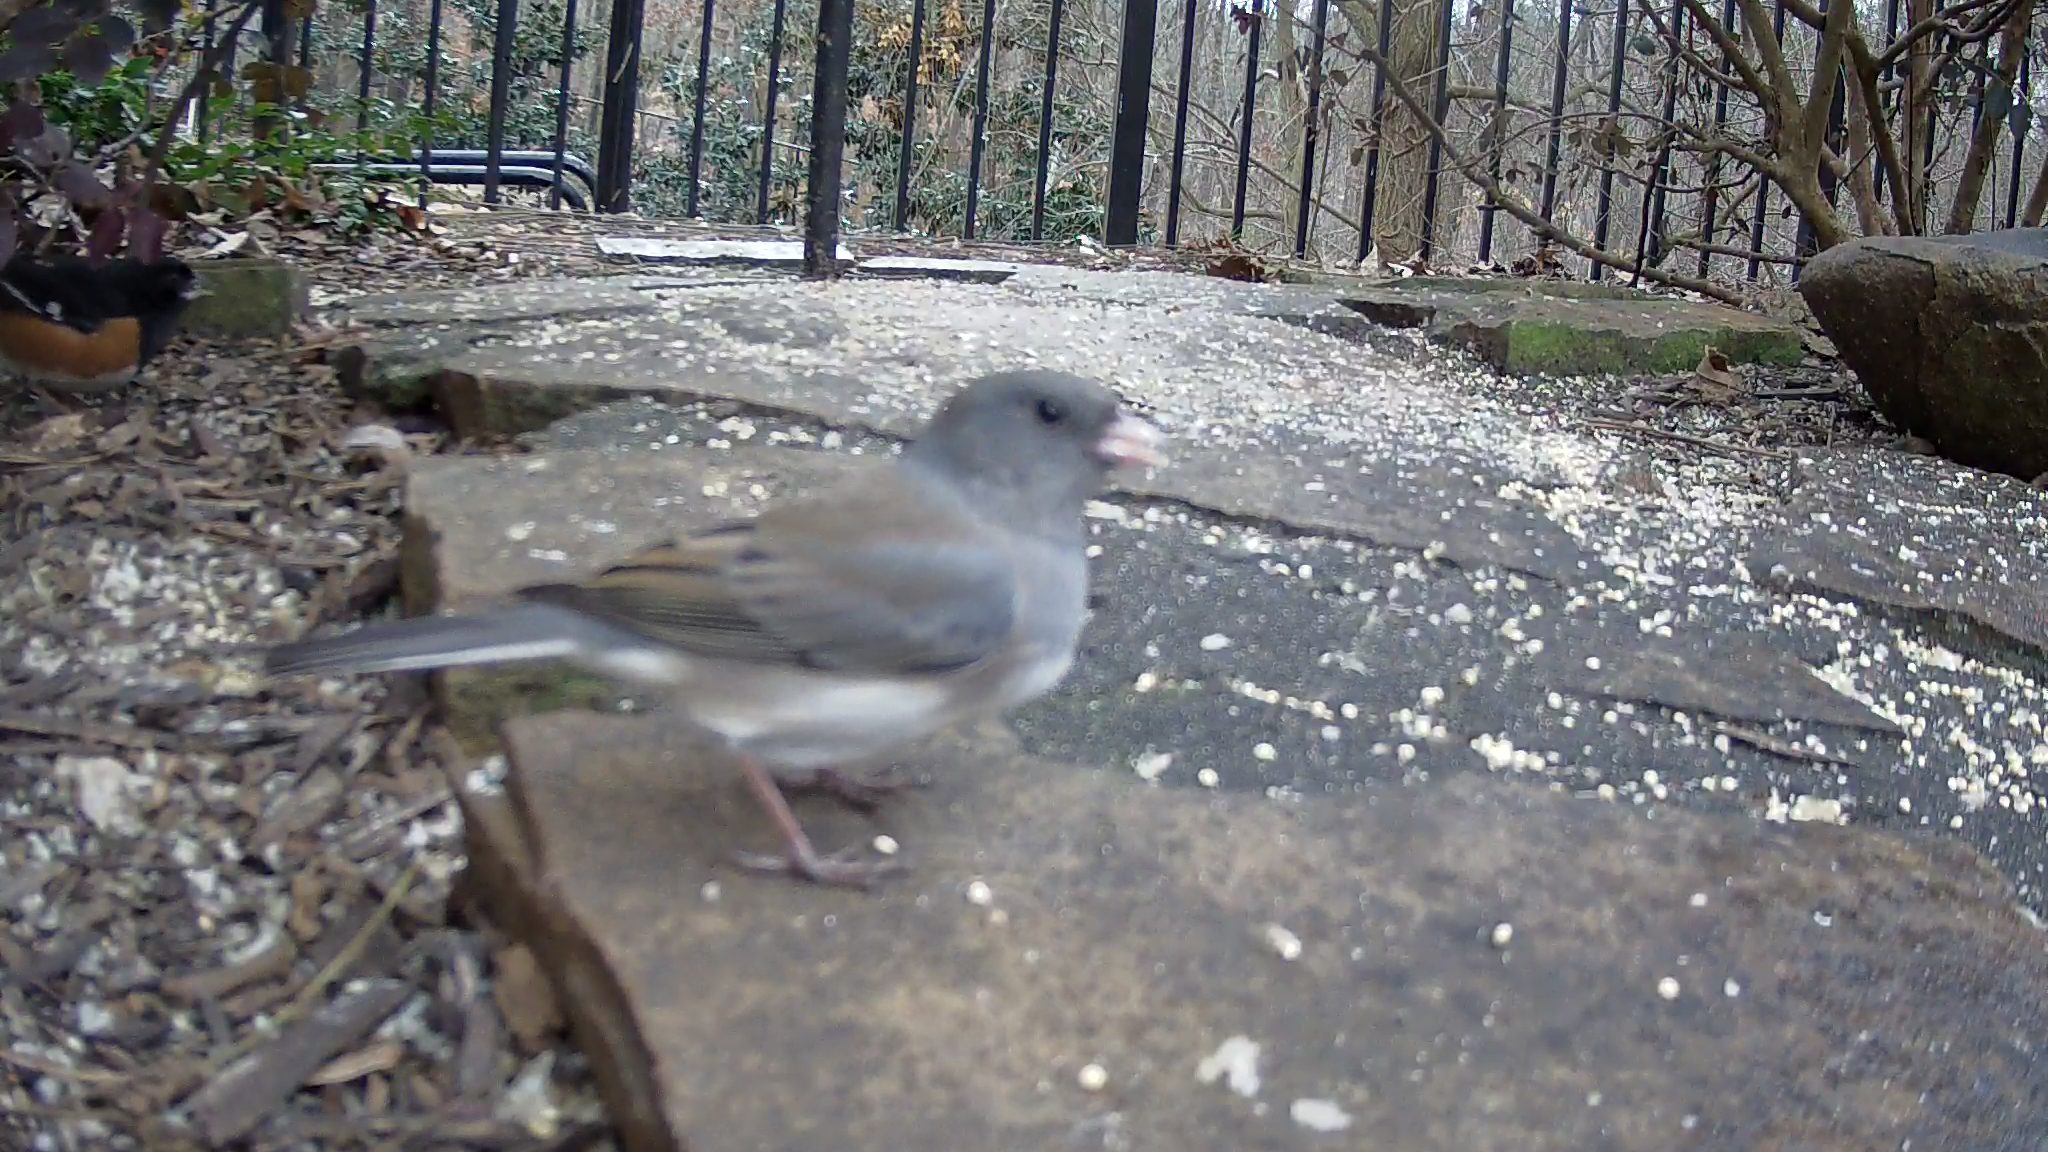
left=1035, top=399, right=1065, bottom=425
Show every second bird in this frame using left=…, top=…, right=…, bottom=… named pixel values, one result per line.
left=0, top=253, right=202, bottom=394
left=264, top=369, right=1167, bottom=888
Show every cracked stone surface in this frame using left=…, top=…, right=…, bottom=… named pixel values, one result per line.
left=333, top=267, right=1805, bottom=436
left=460, top=710, right=2048, bottom=1152
left=327, top=267, right=2048, bottom=1150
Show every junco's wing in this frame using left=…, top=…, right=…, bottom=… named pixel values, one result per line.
left=519, top=466, right=1020, bottom=676
left=266, top=465, right=1020, bottom=681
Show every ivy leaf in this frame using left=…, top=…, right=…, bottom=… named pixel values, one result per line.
left=0, top=102, right=47, bottom=150
left=52, top=160, right=111, bottom=209
left=0, top=41, right=58, bottom=83
left=60, top=28, right=120, bottom=86
left=53, top=0, right=113, bottom=26
left=95, top=14, right=137, bottom=55
left=136, top=0, right=181, bottom=32
left=10, top=3, right=85, bottom=46
left=86, top=204, right=126, bottom=258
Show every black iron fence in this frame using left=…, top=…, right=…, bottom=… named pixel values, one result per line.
left=226, top=0, right=2042, bottom=284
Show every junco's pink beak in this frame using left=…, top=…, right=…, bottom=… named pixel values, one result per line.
left=1096, top=411, right=1167, bottom=470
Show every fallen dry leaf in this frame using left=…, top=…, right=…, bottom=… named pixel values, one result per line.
left=306, top=1038, right=405, bottom=1086
left=1692, top=345, right=1745, bottom=403
left=491, top=943, right=564, bottom=1053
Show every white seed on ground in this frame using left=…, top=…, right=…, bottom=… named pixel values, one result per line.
left=1289, top=1098, right=1353, bottom=1133
left=1197, top=767, right=1220, bottom=788
left=1657, top=977, right=1681, bottom=1000
left=872, top=834, right=899, bottom=856
left=1264, top=923, right=1303, bottom=960
left=965, top=879, right=993, bottom=906
left=1253, top=742, right=1278, bottom=762
left=1199, top=633, right=1233, bottom=651
left=1490, top=922, right=1514, bottom=948
left=1077, top=1063, right=1108, bottom=1092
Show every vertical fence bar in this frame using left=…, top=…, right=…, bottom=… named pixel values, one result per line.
left=1106, top=0, right=1159, bottom=246
left=1292, top=0, right=1331, bottom=255
left=1634, top=0, right=1682, bottom=284
left=1357, top=0, right=1396, bottom=260
left=1697, top=0, right=1733, bottom=275
left=1746, top=0, right=1783, bottom=279
left=1537, top=0, right=1573, bottom=231
left=482, top=0, right=517, bottom=202
left=686, top=0, right=715, bottom=216
left=297, top=7, right=311, bottom=65
left=596, top=0, right=645, bottom=211
left=257, top=0, right=289, bottom=144
left=757, top=0, right=789, bottom=223
left=1417, top=0, right=1454, bottom=260
left=964, top=0, right=997, bottom=237
left=1164, top=0, right=1199, bottom=245
left=549, top=0, right=580, bottom=210
left=196, top=0, right=217, bottom=144
left=1590, top=0, right=1627, bottom=280
left=1230, top=8, right=1263, bottom=238
left=357, top=0, right=377, bottom=134
left=2007, top=53, right=2030, bottom=228
left=1874, top=0, right=1898, bottom=204
left=805, top=0, right=855, bottom=275
left=419, top=0, right=443, bottom=209
left=893, top=0, right=926, bottom=230
left=1477, top=0, right=1516, bottom=264
left=1030, top=0, right=1067, bottom=240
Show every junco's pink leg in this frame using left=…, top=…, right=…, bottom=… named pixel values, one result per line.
left=732, top=753, right=905, bottom=888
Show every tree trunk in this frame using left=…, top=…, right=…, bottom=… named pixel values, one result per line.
left=1901, top=0, right=1934, bottom=231
left=1366, top=0, right=1443, bottom=264
left=1942, top=0, right=2033, bottom=233
left=1267, top=6, right=1309, bottom=249
left=2026, top=159, right=2048, bottom=226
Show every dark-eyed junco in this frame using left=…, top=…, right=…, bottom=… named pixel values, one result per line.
left=264, top=369, right=1166, bottom=887
left=0, top=254, right=202, bottom=393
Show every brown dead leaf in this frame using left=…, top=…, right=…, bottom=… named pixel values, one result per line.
left=1691, top=346, right=1745, bottom=403
left=95, top=417, right=145, bottom=453
left=490, top=944, right=563, bottom=1052
left=288, top=868, right=327, bottom=943
left=26, top=412, right=90, bottom=453
left=306, top=1039, right=405, bottom=1086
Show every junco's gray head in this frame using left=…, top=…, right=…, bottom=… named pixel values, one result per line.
left=907, top=369, right=1164, bottom=532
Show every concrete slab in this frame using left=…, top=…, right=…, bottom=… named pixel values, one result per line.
left=1332, top=281, right=1806, bottom=375
left=594, top=237, right=857, bottom=267
left=463, top=709, right=2048, bottom=1152
left=853, top=255, right=1021, bottom=282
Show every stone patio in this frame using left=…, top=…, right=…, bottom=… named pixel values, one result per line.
left=325, top=260, right=2048, bottom=1151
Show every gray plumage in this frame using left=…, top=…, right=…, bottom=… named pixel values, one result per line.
left=264, top=369, right=1165, bottom=885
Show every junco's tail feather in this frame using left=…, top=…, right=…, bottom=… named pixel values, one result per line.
left=263, top=603, right=654, bottom=679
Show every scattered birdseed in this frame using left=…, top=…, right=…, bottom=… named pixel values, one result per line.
left=1264, top=923, right=1303, bottom=960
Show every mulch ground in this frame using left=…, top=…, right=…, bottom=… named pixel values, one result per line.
left=0, top=205, right=1894, bottom=1152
